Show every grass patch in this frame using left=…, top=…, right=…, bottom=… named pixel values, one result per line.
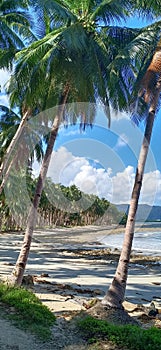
left=0, top=282, right=56, bottom=340
left=78, top=316, right=161, bottom=350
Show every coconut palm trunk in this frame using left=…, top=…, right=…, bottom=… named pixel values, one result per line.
left=9, top=85, right=69, bottom=286
left=102, top=53, right=161, bottom=308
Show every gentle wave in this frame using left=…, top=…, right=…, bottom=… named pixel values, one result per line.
left=100, top=231, right=161, bottom=255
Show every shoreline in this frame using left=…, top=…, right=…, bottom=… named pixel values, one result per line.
left=0, top=225, right=161, bottom=313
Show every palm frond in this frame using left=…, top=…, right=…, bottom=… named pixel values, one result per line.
left=0, top=21, right=25, bottom=49
left=0, top=48, right=16, bottom=69
left=90, top=0, right=132, bottom=24
left=127, top=21, right=161, bottom=122
left=8, top=0, right=161, bottom=130
left=0, top=0, right=35, bottom=58
left=33, top=0, right=77, bottom=23
left=106, top=20, right=161, bottom=115
left=0, top=0, right=29, bottom=12
left=131, top=0, right=161, bottom=19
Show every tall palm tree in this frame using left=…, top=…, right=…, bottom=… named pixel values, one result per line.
left=6, top=0, right=148, bottom=286
left=102, top=39, right=161, bottom=309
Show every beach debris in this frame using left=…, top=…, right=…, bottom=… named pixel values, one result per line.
left=148, top=301, right=159, bottom=317
left=3, top=262, right=14, bottom=266
left=40, top=273, right=50, bottom=278
left=123, top=301, right=145, bottom=313
left=34, top=277, right=104, bottom=298
left=148, top=300, right=161, bottom=317
left=148, top=309, right=158, bottom=317
left=22, top=274, right=34, bottom=286
left=34, top=276, right=53, bottom=284
left=138, top=313, right=155, bottom=322
left=83, top=298, right=98, bottom=309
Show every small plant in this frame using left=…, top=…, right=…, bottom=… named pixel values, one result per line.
left=0, top=282, right=56, bottom=340
left=78, top=316, right=161, bottom=350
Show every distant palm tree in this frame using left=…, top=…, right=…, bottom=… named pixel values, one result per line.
left=102, top=38, right=161, bottom=308
left=0, top=105, right=44, bottom=192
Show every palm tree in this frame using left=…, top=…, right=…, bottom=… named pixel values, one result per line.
left=0, top=105, right=44, bottom=193
left=102, top=39, right=161, bottom=308
left=6, top=0, right=148, bottom=286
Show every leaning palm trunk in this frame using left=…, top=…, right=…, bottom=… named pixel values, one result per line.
left=0, top=111, right=30, bottom=195
left=102, top=52, right=161, bottom=308
left=9, top=85, right=69, bottom=286
left=102, top=107, right=155, bottom=308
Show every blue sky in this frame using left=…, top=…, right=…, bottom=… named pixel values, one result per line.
left=1, top=14, right=161, bottom=207
left=41, top=105, right=160, bottom=206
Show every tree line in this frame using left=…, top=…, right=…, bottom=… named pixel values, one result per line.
left=0, top=173, right=127, bottom=231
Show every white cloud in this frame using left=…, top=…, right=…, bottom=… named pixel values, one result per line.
left=0, top=69, right=10, bottom=106
left=112, top=166, right=135, bottom=204
left=0, top=69, right=10, bottom=89
left=47, top=146, right=89, bottom=185
left=114, top=133, right=129, bottom=150
left=33, top=147, right=161, bottom=206
left=72, top=165, right=112, bottom=199
left=0, top=93, right=9, bottom=106
left=141, top=170, right=161, bottom=205
left=110, top=108, right=129, bottom=120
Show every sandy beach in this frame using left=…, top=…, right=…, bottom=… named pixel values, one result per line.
left=0, top=225, right=161, bottom=315
left=1, top=225, right=161, bottom=350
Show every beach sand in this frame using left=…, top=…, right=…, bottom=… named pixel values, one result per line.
left=0, top=225, right=161, bottom=315
left=1, top=225, right=161, bottom=350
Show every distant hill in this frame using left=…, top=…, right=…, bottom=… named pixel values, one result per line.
left=116, top=204, right=161, bottom=222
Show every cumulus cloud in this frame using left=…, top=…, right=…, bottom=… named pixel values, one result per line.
left=47, top=146, right=89, bottom=185
left=112, top=166, right=135, bottom=204
left=33, top=146, right=161, bottom=206
left=72, top=165, right=112, bottom=199
left=141, top=170, right=161, bottom=205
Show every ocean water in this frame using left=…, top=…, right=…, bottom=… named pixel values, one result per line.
left=100, top=230, right=161, bottom=255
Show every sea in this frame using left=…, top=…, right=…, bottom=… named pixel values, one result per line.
left=99, top=223, right=161, bottom=256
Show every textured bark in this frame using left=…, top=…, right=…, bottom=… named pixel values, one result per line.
left=0, top=111, right=29, bottom=195
left=9, top=86, right=69, bottom=286
left=102, top=88, right=160, bottom=308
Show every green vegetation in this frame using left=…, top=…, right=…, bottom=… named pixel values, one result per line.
left=0, top=282, right=56, bottom=340
left=78, top=316, right=161, bottom=350
left=119, top=212, right=128, bottom=226
left=0, top=173, right=125, bottom=231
